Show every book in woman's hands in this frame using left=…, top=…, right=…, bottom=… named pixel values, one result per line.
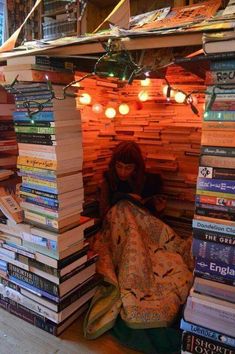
left=0, top=187, right=23, bottom=224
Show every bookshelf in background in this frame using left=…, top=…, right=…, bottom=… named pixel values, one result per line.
left=181, top=55, right=235, bottom=354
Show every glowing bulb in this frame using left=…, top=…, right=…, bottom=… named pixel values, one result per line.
left=118, top=103, right=130, bottom=115
left=105, top=107, right=116, bottom=119
left=174, top=91, right=186, bottom=103
left=162, top=85, right=175, bottom=98
left=79, top=93, right=91, bottom=105
left=92, top=103, right=103, bottom=114
left=138, top=90, right=149, bottom=102
left=140, top=78, right=151, bottom=87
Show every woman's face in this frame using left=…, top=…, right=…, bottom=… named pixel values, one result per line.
left=115, top=161, right=135, bottom=181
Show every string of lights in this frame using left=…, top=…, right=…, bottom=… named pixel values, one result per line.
left=2, top=39, right=203, bottom=120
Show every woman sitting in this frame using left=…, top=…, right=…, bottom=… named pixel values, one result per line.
left=84, top=141, right=193, bottom=343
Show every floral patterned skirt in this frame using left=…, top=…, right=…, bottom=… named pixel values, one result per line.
left=84, top=200, right=193, bottom=339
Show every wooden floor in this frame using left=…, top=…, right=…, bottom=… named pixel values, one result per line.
left=0, top=308, right=140, bottom=354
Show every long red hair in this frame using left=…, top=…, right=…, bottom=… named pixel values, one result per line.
left=107, top=141, right=145, bottom=193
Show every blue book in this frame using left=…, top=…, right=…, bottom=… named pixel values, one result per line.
left=192, top=238, right=235, bottom=265
left=13, top=111, right=54, bottom=122
left=23, top=197, right=58, bottom=210
left=22, top=182, right=57, bottom=195
left=195, top=257, right=235, bottom=285
left=192, top=219, right=235, bottom=236
left=180, top=319, right=235, bottom=348
left=211, top=60, right=235, bottom=71
left=9, top=276, right=59, bottom=302
left=197, top=177, right=235, bottom=194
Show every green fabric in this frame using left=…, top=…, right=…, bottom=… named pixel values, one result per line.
left=110, top=316, right=181, bottom=354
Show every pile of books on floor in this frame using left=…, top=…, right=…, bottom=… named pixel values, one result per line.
left=0, top=60, right=100, bottom=335
left=181, top=58, right=235, bottom=353
left=0, top=85, right=18, bottom=180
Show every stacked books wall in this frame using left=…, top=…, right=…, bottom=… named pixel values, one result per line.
left=0, top=58, right=100, bottom=335
left=181, top=58, right=235, bottom=353
left=75, top=66, right=205, bottom=236
left=0, top=85, right=18, bottom=182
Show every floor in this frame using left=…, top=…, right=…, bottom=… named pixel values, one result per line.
left=0, top=308, right=140, bottom=354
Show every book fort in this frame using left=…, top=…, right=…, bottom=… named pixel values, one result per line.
left=0, top=0, right=235, bottom=353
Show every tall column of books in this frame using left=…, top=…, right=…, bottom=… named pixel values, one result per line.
left=0, top=61, right=99, bottom=335
left=181, top=58, right=235, bottom=352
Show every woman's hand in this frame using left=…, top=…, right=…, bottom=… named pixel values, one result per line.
left=128, top=193, right=142, bottom=202
left=153, top=195, right=167, bottom=213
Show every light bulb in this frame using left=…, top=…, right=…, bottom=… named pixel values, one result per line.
left=138, top=90, right=149, bottom=102
left=118, top=103, right=130, bottom=115
left=105, top=107, right=116, bottom=119
left=72, top=82, right=81, bottom=87
left=92, top=103, right=103, bottom=114
left=162, top=85, right=175, bottom=98
left=140, top=78, right=151, bottom=87
left=79, top=93, right=91, bottom=105
left=174, top=91, right=186, bottom=103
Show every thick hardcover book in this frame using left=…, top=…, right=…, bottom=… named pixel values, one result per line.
left=204, top=111, right=235, bottom=121
left=192, top=238, right=235, bottom=265
left=195, top=195, right=235, bottom=209
left=193, top=227, right=235, bottom=246
left=201, top=146, right=235, bottom=158
left=183, top=293, right=235, bottom=337
left=180, top=319, right=235, bottom=348
left=200, top=155, right=235, bottom=169
left=193, top=277, right=235, bottom=303
left=192, top=218, right=235, bottom=236
left=197, top=177, right=235, bottom=194
left=181, top=331, right=235, bottom=354
left=0, top=294, right=88, bottom=336
left=195, top=206, right=235, bottom=222
left=195, top=257, right=235, bottom=286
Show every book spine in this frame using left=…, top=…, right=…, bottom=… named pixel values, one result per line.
left=13, top=111, right=54, bottom=121
left=180, top=319, right=235, bottom=348
left=21, top=182, right=57, bottom=194
left=22, top=197, right=58, bottom=210
left=197, top=177, right=235, bottom=194
left=204, top=111, right=235, bottom=121
left=199, top=165, right=235, bottom=179
left=15, top=121, right=55, bottom=127
left=195, top=257, right=235, bottom=285
left=195, top=206, right=235, bottom=221
left=8, top=263, right=59, bottom=296
left=15, top=126, right=55, bottom=134
left=192, top=219, right=235, bottom=236
left=16, top=133, right=56, bottom=141
left=200, top=155, right=235, bottom=168
left=17, top=156, right=57, bottom=170
left=20, top=186, right=58, bottom=200
left=181, top=331, right=234, bottom=354
left=201, top=146, right=235, bottom=157
left=17, top=165, right=57, bottom=177
left=193, top=228, right=235, bottom=246
left=195, top=194, right=235, bottom=208
left=0, top=295, right=58, bottom=335
left=192, top=238, right=235, bottom=265
left=211, top=61, right=235, bottom=71
left=207, top=70, right=235, bottom=85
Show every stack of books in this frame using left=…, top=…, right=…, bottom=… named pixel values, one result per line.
left=181, top=58, right=235, bottom=353
left=0, top=59, right=100, bottom=335
left=0, top=85, right=17, bottom=179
